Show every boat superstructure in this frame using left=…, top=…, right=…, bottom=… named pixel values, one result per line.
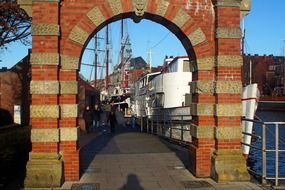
left=134, top=56, right=259, bottom=152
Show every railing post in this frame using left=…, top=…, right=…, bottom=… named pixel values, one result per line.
left=262, top=123, right=267, bottom=185
left=151, top=116, right=153, bottom=134
left=275, top=123, right=279, bottom=186
left=146, top=116, right=148, bottom=133
left=163, top=112, right=165, bottom=136
left=170, top=115, right=172, bottom=139
left=156, top=115, right=158, bottom=135
left=156, top=115, right=161, bottom=135
left=148, top=117, right=150, bottom=133
left=140, top=117, right=143, bottom=132
left=181, top=115, right=184, bottom=141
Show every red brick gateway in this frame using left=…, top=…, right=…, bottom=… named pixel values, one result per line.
left=18, top=0, right=251, bottom=188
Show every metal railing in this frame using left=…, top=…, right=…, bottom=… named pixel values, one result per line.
left=144, top=113, right=192, bottom=146
left=242, top=117, right=285, bottom=187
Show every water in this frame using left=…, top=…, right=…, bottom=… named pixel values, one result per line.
left=248, top=111, right=285, bottom=178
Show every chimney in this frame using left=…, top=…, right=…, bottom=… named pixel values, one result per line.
left=0, top=67, right=7, bottom=72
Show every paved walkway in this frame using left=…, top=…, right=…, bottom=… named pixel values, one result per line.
left=61, top=111, right=263, bottom=190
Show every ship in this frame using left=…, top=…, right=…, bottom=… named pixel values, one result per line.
left=133, top=55, right=259, bottom=155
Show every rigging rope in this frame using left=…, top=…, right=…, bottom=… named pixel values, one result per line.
left=151, top=32, right=171, bottom=49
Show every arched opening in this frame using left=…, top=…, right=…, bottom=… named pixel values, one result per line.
left=76, top=15, right=195, bottom=187
left=78, top=12, right=197, bottom=66
left=78, top=16, right=193, bottom=108
left=26, top=1, right=247, bottom=188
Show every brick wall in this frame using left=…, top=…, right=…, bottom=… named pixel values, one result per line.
left=78, top=78, right=100, bottom=132
left=0, top=54, right=31, bottom=126
left=243, top=55, right=285, bottom=96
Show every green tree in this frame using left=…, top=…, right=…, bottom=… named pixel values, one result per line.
left=0, top=0, right=31, bottom=48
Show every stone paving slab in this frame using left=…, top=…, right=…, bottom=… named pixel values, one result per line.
left=62, top=111, right=263, bottom=190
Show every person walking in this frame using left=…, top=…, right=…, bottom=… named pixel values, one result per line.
left=83, top=105, right=93, bottom=133
left=107, top=101, right=117, bottom=134
left=93, top=104, right=101, bottom=129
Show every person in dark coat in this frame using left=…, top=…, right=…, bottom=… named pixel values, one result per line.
left=93, top=104, right=101, bottom=128
left=83, top=105, right=93, bottom=133
left=107, top=102, right=117, bottom=134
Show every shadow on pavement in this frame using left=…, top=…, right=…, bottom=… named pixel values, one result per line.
left=158, top=137, right=190, bottom=169
left=119, top=174, right=144, bottom=190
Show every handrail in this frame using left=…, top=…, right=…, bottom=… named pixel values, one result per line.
left=242, top=117, right=264, bottom=124
left=148, top=113, right=192, bottom=145
left=242, top=131, right=262, bottom=139
left=241, top=142, right=262, bottom=150
left=241, top=118, right=285, bottom=187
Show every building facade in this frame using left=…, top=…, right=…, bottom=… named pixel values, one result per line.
left=0, top=54, right=31, bottom=126
left=0, top=53, right=98, bottom=131
left=243, top=54, right=285, bottom=97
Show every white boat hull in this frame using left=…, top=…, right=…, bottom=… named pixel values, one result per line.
left=241, top=83, right=259, bottom=156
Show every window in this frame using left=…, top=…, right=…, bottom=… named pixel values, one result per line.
left=169, top=62, right=177, bottom=72
left=183, top=60, right=190, bottom=72
left=269, top=65, right=276, bottom=71
left=155, top=93, right=164, bottom=107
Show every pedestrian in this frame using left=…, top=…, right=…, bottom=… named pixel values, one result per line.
left=101, top=101, right=110, bottom=127
left=93, top=104, right=101, bottom=129
left=131, top=114, right=136, bottom=129
left=107, top=101, right=117, bottom=134
left=83, top=105, right=93, bottom=133
left=131, top=104, right=136, bottom=129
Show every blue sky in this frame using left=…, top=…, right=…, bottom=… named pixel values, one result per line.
left=1, top=0, right=285, bottom=80
left=243, top=0, right=285, bottom=56
left=80, top=19, right=187, bottom=80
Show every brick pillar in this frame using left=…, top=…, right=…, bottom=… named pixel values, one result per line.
left=211, top=0, right=249, bottom=182
left=59, top=58, right=80, bottom=181
left=189, top=59, right=216, bottom=177
left=25, top=0, right=63, bottom=188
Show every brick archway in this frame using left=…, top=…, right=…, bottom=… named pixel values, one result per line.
left=24, top=0, right=248, bottom=188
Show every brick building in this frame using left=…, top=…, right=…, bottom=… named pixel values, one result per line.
left=0, top=53, right=98, bottom=131
left=0, top=54, right=31, bottom=126
left=100, top=56, right=147, bottom=97
left=127, top=56, right=148, bottom=88
left=243, top=54, right=285, bottom=97
left=78, top=75, right=100, bottom=132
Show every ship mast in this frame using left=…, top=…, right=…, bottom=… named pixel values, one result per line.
left=120, top=19, right=125, bottom=88
left=94, top=34, right=98, bottom=88
left=105, top=24, right=109, bottom=89
left=147, top=48, right=152, bottom=73
left=118, top=19, right=133, bottom=90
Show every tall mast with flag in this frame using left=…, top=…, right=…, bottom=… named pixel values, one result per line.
left=105, top=24, right=109, bottom=89
left=119, top=19, right=132, bottom=89
left=120, top=19, right=125, bottom=88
